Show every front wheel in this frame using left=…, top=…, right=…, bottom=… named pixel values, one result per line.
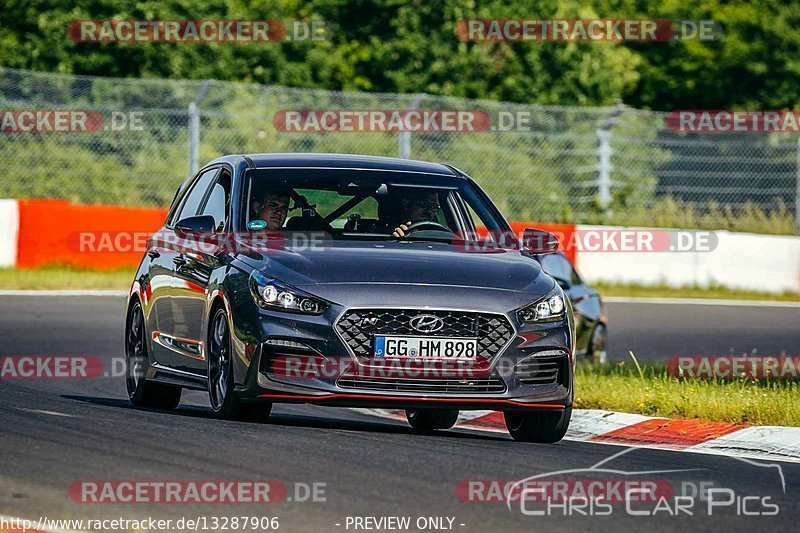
left=405, top=409, right=459, bottom=431
left=125, top=300, right=181, bottom=409
left=207, top=307, right=241, bottom=418
left=504, top=407, right=572, bottom=443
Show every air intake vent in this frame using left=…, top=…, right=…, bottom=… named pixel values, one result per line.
left=514, top=351, right=567, bottom=385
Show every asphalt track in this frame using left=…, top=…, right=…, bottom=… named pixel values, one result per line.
left=0, top=295, right=798, bottom=532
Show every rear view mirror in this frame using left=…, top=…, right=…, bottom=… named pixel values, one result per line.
left=175, top=215, right=216, bottom=234
left=522, top=228, right=559, bottom=254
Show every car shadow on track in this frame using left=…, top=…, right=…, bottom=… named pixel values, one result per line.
left=61, top=394, right=508, bottom=442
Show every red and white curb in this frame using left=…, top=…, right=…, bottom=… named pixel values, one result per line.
left=356, top=408, right=800, bottom=464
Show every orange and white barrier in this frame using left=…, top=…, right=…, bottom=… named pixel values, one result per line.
left=8, top=199, right=167, bottom=270
left=573, top=224, right=800, bottom=294
left=0, top=199, right=19, bottom=267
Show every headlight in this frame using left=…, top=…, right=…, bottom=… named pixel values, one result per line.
left=517, top=288, right=566, bottom=323
left=249, top=271, right=328, bottom=315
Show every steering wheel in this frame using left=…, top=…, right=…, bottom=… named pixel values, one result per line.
left=401, top=220, right=455, bottom=235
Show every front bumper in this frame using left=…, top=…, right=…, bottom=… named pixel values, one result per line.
left=234, top=304, right=574, bottom=412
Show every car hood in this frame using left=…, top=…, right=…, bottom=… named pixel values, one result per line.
left=236, top=239, right=554, bottom=308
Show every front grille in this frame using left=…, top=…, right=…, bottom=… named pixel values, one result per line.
left=337, top=371, right=506, bottom=394
left=514, top=352, right=568, bottom=385
left=335, top=308, right=514, bottom=360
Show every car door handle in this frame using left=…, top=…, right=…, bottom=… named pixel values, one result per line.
left=173, top=255, right=188, bottom=267
left=146, top=248, right=160, bottom=259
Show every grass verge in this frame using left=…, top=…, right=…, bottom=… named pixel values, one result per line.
left=0, top=266, right=135, bottom=290
left=595, top=281, right=800, bottom=302
left=575, top=355, right=800, bottom=427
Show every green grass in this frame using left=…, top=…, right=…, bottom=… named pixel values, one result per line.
left=575, top=355, right=800, bottom=427
left=596, top=281, right=800, bottom=302
left=596, top=198, right=798, bottom=236
left=0, top=266, right=135, bottom=290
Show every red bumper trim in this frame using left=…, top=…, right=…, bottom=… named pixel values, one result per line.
left=256, top=391, right=564, bottom=409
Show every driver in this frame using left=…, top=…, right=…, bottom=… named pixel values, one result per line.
left=251, top=186, right=290, bottom=230
left=391, top=190, right=443, bottom=237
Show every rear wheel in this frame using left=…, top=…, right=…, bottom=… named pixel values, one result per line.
left=125, top=300, right=181, bottom=409
left=405, top=409, right=459, bottom=431
left=504, top=407, right=572, bottom=443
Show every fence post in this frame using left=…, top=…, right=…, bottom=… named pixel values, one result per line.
left=399, top=93, right=425, bottom=159
left=188, top=81, right=211, bottom=176
left=796, top=135, right=800, bottom=235
left=596, top=128, right=612, bottom=208
left=596, top=100, right=625, bottom=211
left=188, top=102, right=200, bottom=176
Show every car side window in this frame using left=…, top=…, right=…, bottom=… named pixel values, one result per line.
left=199, top=172, right=231, bottom=231
left=170, top=168, right=220, bottom=226
left=540, top=254, right=573, bottom=284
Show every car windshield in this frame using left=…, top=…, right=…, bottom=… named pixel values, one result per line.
left=242, top=168, right=507, bottom=243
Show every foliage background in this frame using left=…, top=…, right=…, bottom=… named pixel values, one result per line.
left=3, top=0, right=799, bottom=111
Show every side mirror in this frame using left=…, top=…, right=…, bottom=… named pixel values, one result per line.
left=522, top=228, right=559, bottom=254
left=553, top=276, right=571, bottom=290
left=175, top=215, right=216, bottom=234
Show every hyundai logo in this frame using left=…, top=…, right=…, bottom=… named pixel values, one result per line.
left=409, top=314, right=444, bottom=333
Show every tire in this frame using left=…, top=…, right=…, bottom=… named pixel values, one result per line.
left=587, top=323, right=608, bottom=364
left=125, top=300, right=182, bottom=409
left=207, top=306, right=242, bottom=418
left=405, top=409, right=459, bottom=431
left=504, top=406, right=572, bottom=443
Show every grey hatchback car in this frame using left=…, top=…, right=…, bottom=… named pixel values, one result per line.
left=125, top=154, right=574, bottom=442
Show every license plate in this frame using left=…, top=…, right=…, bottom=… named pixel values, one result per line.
left=373, top=336, right=478, bottom=359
